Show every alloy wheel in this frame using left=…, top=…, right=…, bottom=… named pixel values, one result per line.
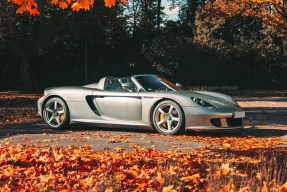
left=154, top=103, right=181, bottom=133
left=43, top=100, right=66, bottom=128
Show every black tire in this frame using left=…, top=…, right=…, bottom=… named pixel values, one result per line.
left=42, top=97, right=70, bottom=129
left=152, top=100, right=184, bottom=134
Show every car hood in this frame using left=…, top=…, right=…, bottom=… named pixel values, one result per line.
left=177, top=90, right=241, bottom=108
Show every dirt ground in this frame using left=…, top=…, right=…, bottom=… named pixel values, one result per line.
left=228, top=90, right=287, bottom=129
left=1, top=90, right=287, bottom=152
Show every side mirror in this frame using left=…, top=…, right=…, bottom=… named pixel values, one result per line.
left=176, top=83, right=182, bottom=88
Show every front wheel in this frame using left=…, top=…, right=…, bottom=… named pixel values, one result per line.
left=152, top=100, right=184, bottom=134
left=43, top=97, right=70, bottom=129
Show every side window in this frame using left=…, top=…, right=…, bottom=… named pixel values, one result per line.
left=119, top=78, right=137, bottom=92
left=104, top=77, right=124, bottom=91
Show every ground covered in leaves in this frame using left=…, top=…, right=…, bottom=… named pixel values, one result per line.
left=1, top=144, right=287, bottom=191
left=1, top=91, right=287, bottom=191
left=0, top=91, right=41, bottom=127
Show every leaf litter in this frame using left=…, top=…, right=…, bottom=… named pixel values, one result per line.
left=1, top=91, right=287, bottom=191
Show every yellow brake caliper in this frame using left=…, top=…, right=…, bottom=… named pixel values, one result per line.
left=59, top=113, right=65, bottom=122
left=160, top=113, right=167, bottom=128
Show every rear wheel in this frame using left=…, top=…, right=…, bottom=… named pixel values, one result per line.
left=152, top=100, right=184, bottom=134
left=43, top=97, right=70, bottom=129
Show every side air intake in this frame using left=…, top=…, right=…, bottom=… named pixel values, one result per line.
left=86, top=96, right=101, bottom=116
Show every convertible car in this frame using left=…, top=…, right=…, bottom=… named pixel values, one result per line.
left=37, top=74, right=245, bottom=134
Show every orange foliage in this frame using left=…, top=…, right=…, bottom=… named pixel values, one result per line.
left=8, top=0, right=40, bottom=15
left=205, top=0, right=287, bottom=36
left=105, top=0, right=126, bottom=7
left=0, top=142, right=287, bottom=190
left=0, top=145, right=206, bottom=191
left=71, top=0, right=94, bottom=11
left=7, top=0, right=126, bottom=15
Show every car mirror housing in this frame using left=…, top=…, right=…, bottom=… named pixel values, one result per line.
left=176, top=83, right=182, bottom=87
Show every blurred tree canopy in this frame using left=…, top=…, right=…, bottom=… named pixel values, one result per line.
left=0, top=0, right=286, bottom=89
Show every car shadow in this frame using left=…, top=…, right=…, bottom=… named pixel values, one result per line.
left=69, top=125, right=157, bottom=134
left=1, top=121, right=287, bottom=140
left=0, top=121, right=157, bottom=140
left=0, top=121, right=68, bottom=140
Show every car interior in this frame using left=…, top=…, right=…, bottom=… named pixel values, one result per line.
left=104, top=77, right=137, bottom=92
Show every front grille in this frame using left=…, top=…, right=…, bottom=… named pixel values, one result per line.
left=226, top=118, right=243, bottom=127
left=210, top=118, right=221, bottom=127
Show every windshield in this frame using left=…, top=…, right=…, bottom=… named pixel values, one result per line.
left=135, top=75, right=180, bottom=92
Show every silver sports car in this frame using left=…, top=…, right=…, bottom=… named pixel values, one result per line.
left=37, top=74, right=245, bottom=134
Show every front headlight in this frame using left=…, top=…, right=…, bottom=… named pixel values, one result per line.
left=191, top=97, right=216, bottom=109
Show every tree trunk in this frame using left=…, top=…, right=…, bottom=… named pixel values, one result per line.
left=20, top=57, right=30, bottom=89
left=133, top=0, right=137, bottom=34
left=0, top=63, right=8, bottom=89
left=185, top=0, right=198, bottom=38
left=156, top=0, right=162, bottom=30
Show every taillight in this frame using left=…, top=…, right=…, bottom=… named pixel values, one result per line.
left=40, top=93, right=45, bottom=98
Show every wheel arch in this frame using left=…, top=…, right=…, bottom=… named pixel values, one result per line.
left=149, top=98, right=186, bottom=131
left=41, top=95, right=70, bottom=117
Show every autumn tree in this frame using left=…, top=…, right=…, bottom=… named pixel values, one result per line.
left=1, top=0, right=287, bottom=89
left=6, top=0, right=127, bottom=15
left=0, top=0, right=127, bottom=88
left=0, top=3, right=48, bottom=88
left=190, top=0, right=287, bottom=87
left=204, top=0, right=287, bottom=37
left=178, top=0, right=203, bottom=38
left=143, top=21, right=183, bottom=78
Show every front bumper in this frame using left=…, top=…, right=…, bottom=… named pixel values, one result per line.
left=37, top=96, right=45, bottom=118
left=183, top=107, right=245, bottom=131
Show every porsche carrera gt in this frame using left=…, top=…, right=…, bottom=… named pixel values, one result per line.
left=37, top=74, right=245, bottom=134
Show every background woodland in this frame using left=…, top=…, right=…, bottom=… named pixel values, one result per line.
left=0, top=0, right=286, bottom=89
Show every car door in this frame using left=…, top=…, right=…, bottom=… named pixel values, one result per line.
left=92, top=91, right=142, bottom=121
